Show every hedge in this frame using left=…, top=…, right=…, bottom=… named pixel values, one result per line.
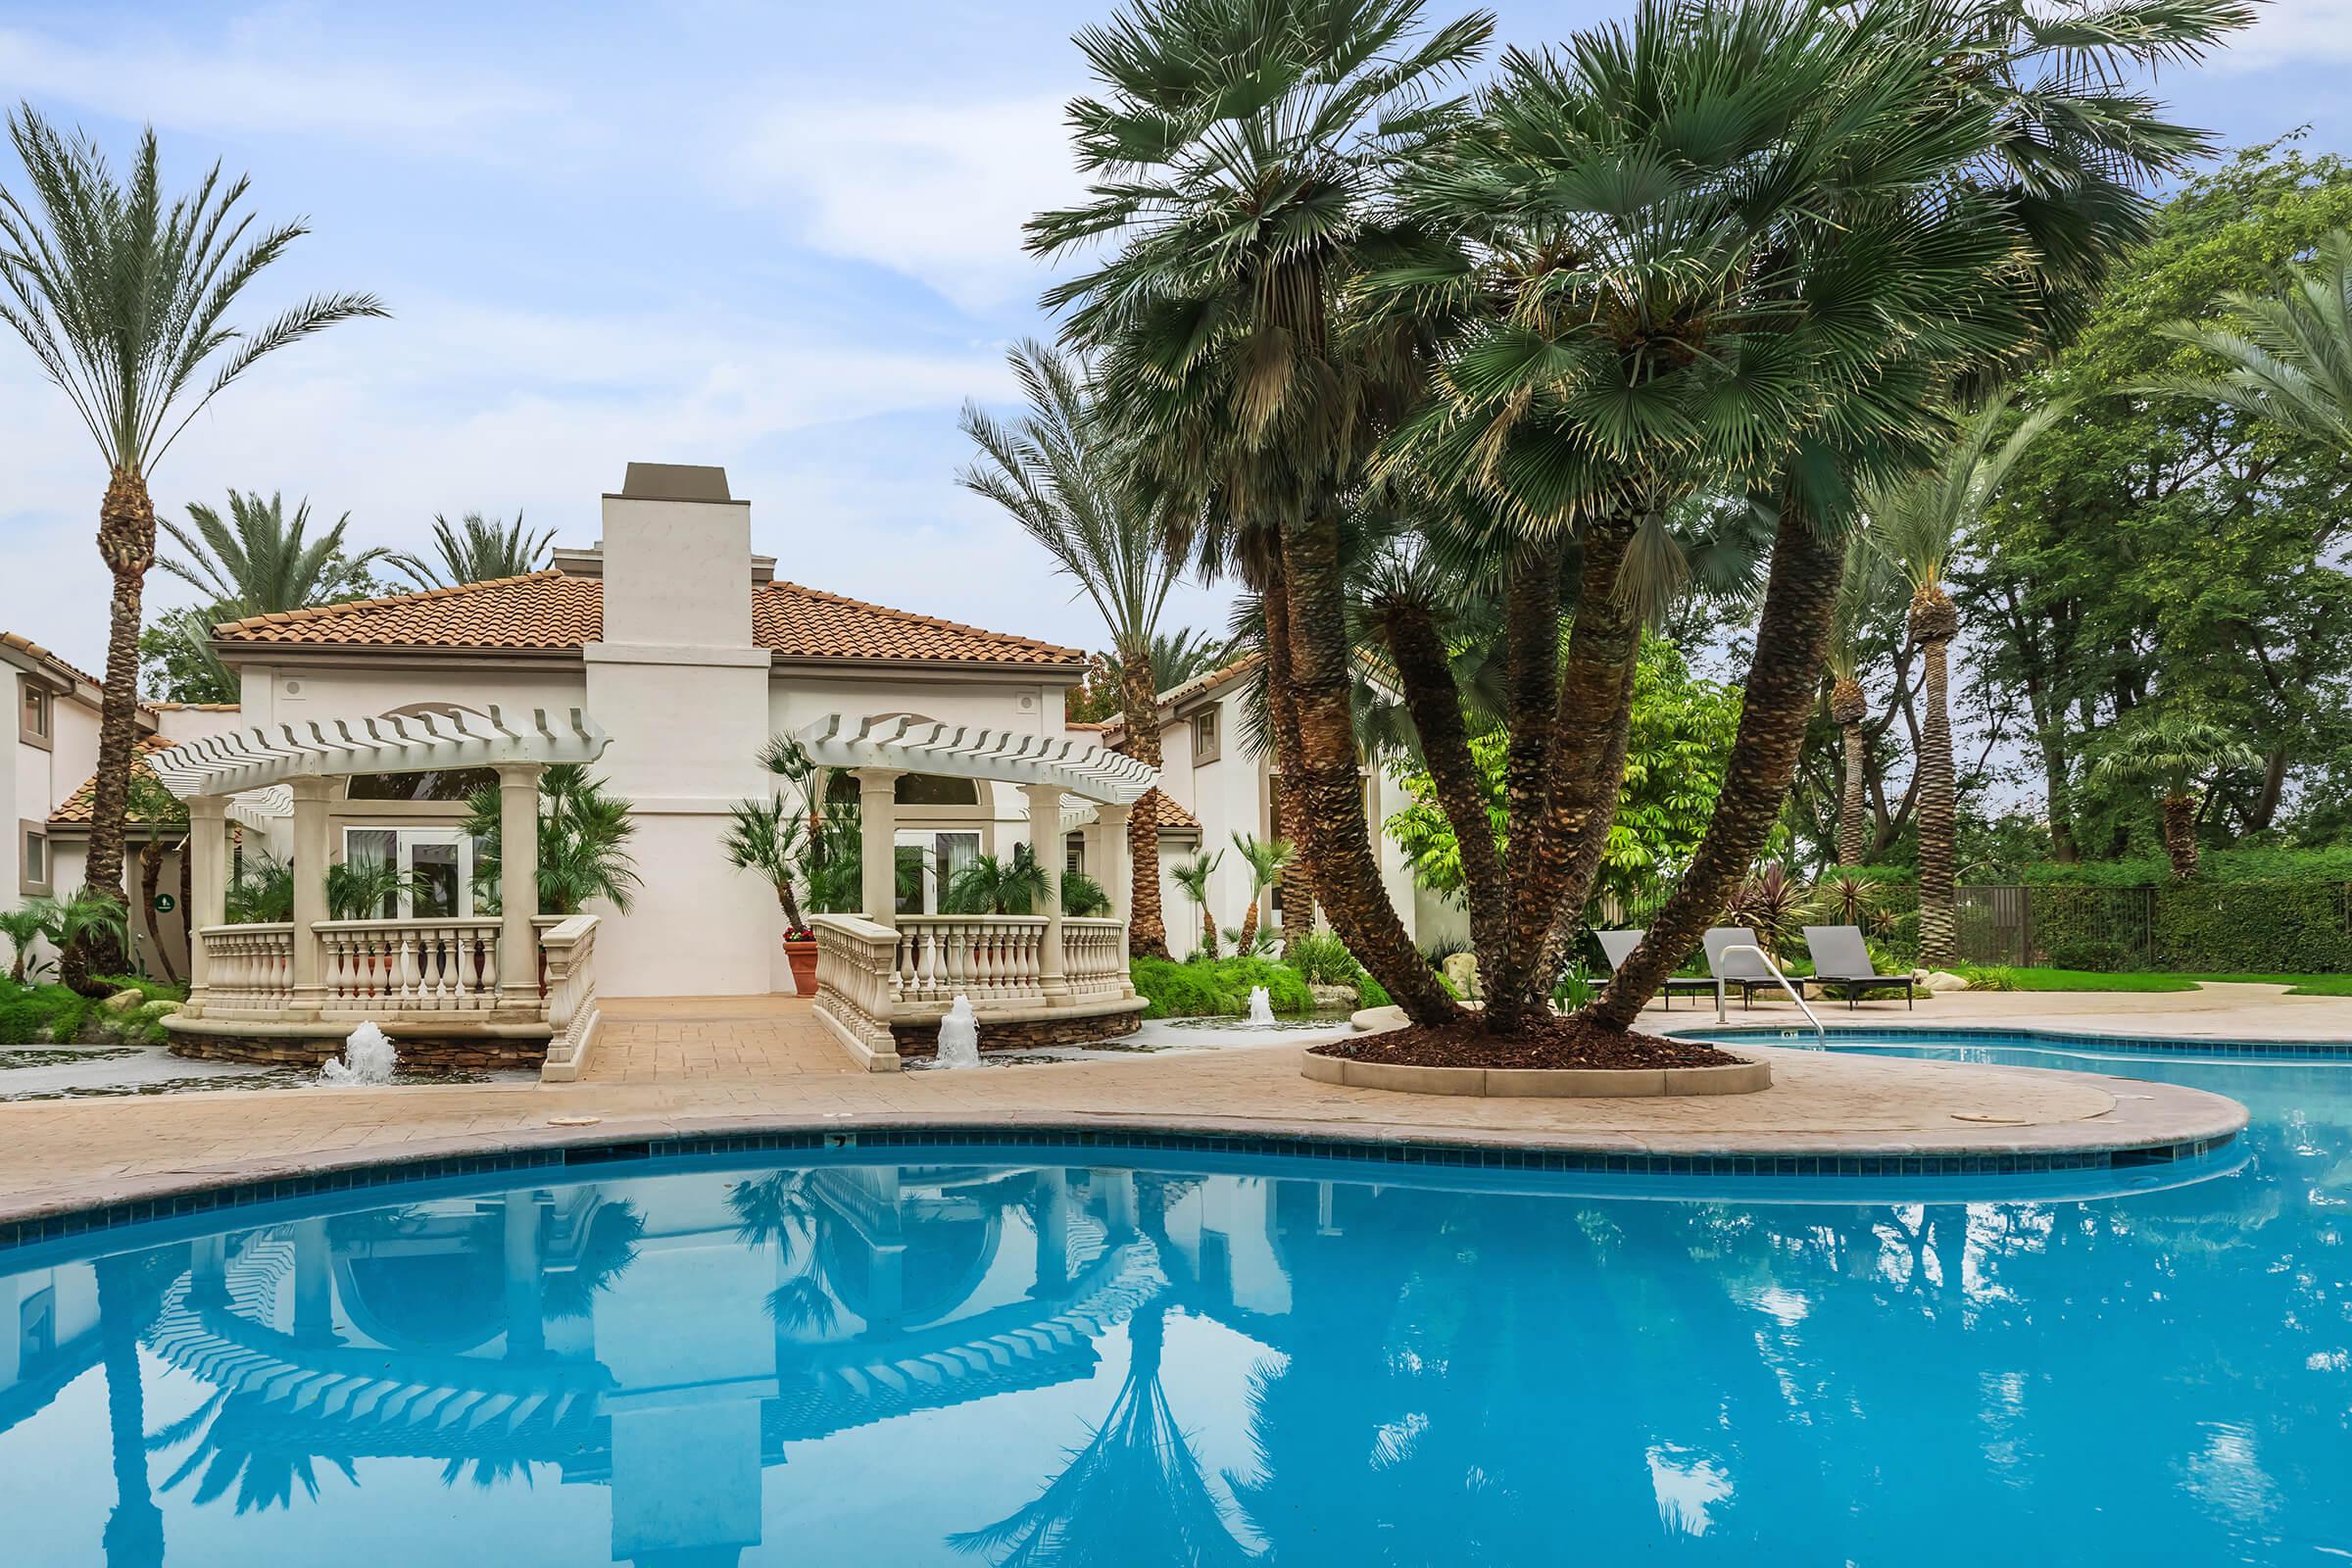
left=1960, top=879, right=2352, bottom=972
left=1130, top=956, right=1314, bottom=1019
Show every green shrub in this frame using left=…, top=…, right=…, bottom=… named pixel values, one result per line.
left=0, top=980, right=99, bottom=1045
left=1282, top=930, right=1358, bottom=986
left=2151, top=880, right=2352, bottom=973
left=1129, top=955, right=1314, bottom=1019
left=1957, top=964, right=2019, bottom=992
left=1355, top=971, right=1391, bottom=1009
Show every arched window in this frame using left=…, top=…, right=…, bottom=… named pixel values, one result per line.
left=825, top=770, right=980, bottom=808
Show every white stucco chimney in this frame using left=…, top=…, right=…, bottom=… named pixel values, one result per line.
left=581, top=463, right=779, bottom=998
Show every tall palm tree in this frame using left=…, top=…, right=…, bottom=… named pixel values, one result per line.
left=1825, top=541, right=1892, bottom=868
left=2088, top=710, right=2259, bottom=879
left=1030, top=0, right=1492, bottom=1024
left=0, top=108, right=385, bottom=984
left=1870, top=397, right=2069, bottom=967
left=2155, top=228, right=2352, bottom=456
left=386, top=510, right=553, bottom=589
left=1102, top=627, right=1229, bottom=699
left=1229, top=832, right=1292, bottom=954
left=959, top=339, right=1184, bottom=958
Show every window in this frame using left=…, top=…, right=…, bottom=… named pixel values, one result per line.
left=897, top=829, right=979, bottom=915
left=1064, top=832, right=1085, bottom=876
left=20, top=824, right=50, bottom=896
left=1192, top=706, right=1221, bottom=765
left=18, top=678, right=50, bottom=749
left=342, top=826, right=482, bottom=917
left=823, top=772, right=981, bottom=808
left=346, top=767, right=501, bottom=802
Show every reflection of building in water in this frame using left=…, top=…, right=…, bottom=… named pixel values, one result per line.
left=1, top=1162, right=1200, bottom=1567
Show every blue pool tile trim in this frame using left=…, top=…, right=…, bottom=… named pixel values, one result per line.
left=0, top=1120, right=2240, bottom=1253
left=1685, top=1023, right=2352, bottom=1060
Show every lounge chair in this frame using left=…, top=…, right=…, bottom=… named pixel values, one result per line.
left=1595, top=929, right=1720, bottom=1009
left=1800, top=925, right=1915, bottom=1009
left=1703, top=926, right=1801, bottom=1009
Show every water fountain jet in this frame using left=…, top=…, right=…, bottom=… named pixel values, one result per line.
left=321, top=1021, right=397, bottom=1085
left=936, top=995, right=980, bottom=1068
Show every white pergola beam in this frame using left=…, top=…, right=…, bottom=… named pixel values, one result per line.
left=796, top=713, right=1156, bottom=806
left=150, top=705, right=610, bottom=799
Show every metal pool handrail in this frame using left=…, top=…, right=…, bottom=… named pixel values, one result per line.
left=1714, top=944, right=1824, bottom=1038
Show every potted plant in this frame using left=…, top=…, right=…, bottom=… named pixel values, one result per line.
left=723, top=793, right=821, bottom=993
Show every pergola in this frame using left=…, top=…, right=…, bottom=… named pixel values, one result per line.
left=152, top=707, right=609, bottom=1057
left=792, top=713, right=1157, bottom=1067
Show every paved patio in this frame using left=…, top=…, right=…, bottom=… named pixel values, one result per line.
left=0, top=984, right=2318, bottom=1228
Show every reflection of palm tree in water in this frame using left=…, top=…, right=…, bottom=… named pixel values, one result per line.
left=97, top=1248, right=182, bottom=1568
left=948, top=1298, right=1252, bottom=1567
left=950, top=1170, right=1252, bottom=1567
left=726, top=1170, right=838, bottom=1332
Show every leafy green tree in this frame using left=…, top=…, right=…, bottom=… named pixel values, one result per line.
left=0, top=108, right=385, bottom=983
left=2088, top=711, right=2262, bottom=878
left=960, top=340, right=1184, bottom=958
left=1961, top=141, right=2352, bottom=854
left=141, top=489, right=385, bottom=701
left=1387, top=640, right=1743, bottom=924
left=386, top=510, right=552, bottom=589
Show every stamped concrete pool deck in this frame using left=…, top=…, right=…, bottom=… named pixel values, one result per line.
left=1, top=984, right=2326, bottom=1228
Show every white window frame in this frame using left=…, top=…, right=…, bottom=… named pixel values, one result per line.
left=343, top=825, right=482, bottom=918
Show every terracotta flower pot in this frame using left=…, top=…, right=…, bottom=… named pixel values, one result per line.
left=783, top=936, right=820, bottom=996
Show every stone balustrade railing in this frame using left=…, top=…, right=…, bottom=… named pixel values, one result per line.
left=315, top=917, right=505, bottom=1012
left=199, top=923, right=294, bottom=1009
left=810, top=913, right=901, bottom=1062
left=893, top=914, right=1049, bottom=1005
left=1061, top=917, right=1129, bottom=1000
left=538, top=913, right=602, bottom=1078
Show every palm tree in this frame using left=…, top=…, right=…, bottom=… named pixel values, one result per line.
left=465, top=764, right=642, bottom=915
left=959, top=339, right=1182, bottom=958
left=1870, top=397, right=2069, bottom=967
left=1826, top=540, right=1894, bottom=869
left=20, top=890, right=134, bottom=996
left=1029, top=0, right=1491, bottom=1025
left=2088, top=711, right=2260, bottom=879
left=1229, top=833, right=1293, bottom=955
left=386, top=510, right=553, bottom=589
left=1102, top=628, right=1230, bottom=697
left=0, top=904, right=49, bottom=982
left=721, top=795, right=811, bottom=931
left=2155, top=229, right=2352, bottom=455
left=1169, top=852, right=1222, bottom=960
left=148, top=490, right=383, bottom=701
left=0, top=108, right=385, bottom=984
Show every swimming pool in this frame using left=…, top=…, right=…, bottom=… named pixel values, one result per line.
left=0, top=1033, right=2343, bottom=1564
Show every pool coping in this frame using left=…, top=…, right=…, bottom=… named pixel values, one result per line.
left=0, top=1054, right=2248, bottom=1251
left=1678, top=1020, right=2352, bottom=1058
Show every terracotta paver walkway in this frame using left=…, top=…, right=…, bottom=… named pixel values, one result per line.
left=0, top=987, right=2298, bottom=1228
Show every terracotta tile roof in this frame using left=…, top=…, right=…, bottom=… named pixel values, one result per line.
left=1101, top=653, right=1264, bottom=741
left=210, top=570, right=1084, bottom=667
left=48, top=736, right=182, bottom=827
left=1144, top=788, right=1200, bottom=832
left=755, top=580, right=1081, bottom=666
left=1, top=629, right=105, bottom=692
left=144, top=701, right=244, bottom=711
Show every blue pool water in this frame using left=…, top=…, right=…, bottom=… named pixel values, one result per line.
left=1, top=1035, right=2346, bottom=1565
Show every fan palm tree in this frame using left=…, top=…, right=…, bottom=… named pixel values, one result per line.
left=944, top=844, right=1054, bottom=916
left=1869, top=396, right=2070, bottom=967
left=0, top=108, right=385, bottom=983
left=1229, top=833, right=1293, bottom=955
left=1169, top=852, right=1222, bottom=960
left=2155, top=229, right=2352, bottom=456
left=1029, top=0, right=1492, bottom=1025
left=0, top=904, right=50, bottom=982
left=721, top=795, right=811, bottom=931
left=959, top=339, right=1182, bottom=958
left=2088, top=711, right=2260, bottom=879
left=465, top=764, right=642, bottom=915
left=386, top=510, right=553, bottom=589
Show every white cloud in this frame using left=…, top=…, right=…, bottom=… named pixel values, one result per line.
left=2212, top=0, right=2352, bottom=68
left=731, top=95, right=1084, bottom=313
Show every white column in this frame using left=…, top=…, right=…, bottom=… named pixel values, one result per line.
left=185, top=795, right=227, bottom=1006
left=855, top=767, right=903, bottom=927
left=496, top=761, right=543, bottom=1007
left=1023, top=782, right=1071, bottom=1004
left=1097, top=800, right=1136, bottom=997
left=289, top=775, right=332, bottom=1010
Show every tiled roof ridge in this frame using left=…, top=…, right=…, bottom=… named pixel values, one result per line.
left=762, top=578, right=1085, bottom=663
left=1, top=629, right=106, bottom=691
left=212, top=570, right=564, bottom=639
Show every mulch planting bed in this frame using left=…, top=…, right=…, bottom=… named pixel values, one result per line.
left=1311, top=1015, right=1743, bottom=1071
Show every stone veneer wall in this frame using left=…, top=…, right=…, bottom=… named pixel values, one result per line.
left=169, top=1035, right=547, bottom=1072
left=892, top=1008, right=1144, bottom=1057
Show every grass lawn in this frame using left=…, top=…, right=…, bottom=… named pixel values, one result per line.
left=1961, top=967, right=2352, bottom=997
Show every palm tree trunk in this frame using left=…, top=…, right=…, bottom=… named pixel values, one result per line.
left=1263, top=571, right=1319, bottom=939
left=138, top=838, right=178, bottom=986
left=72, top=465, right=155, bottom=991
left=1200, top=902, right=1219, bottom=958
left=2161, top=793, right=2199, bottom=878
left=1380, top=602, right=1507, bottom=962
left=97, top=1254, right=164, bottom=1568
left=1590, top=507, right=1843, bottom=1030
left=1277, top=514, right=1460, bottom=1026
left=1118, top=655, right=1170, bottom=960
left=1838, top=721, right=1867, bottom=868
left=1915, top=637, right=1957, bottom=968
left=1489, top=541, right=1566, bottom=1023
left=1239, top=897, right=1260, bottom=954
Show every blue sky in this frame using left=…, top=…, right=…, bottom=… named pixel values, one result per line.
left=1, top=0, right=2345, bottom=673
